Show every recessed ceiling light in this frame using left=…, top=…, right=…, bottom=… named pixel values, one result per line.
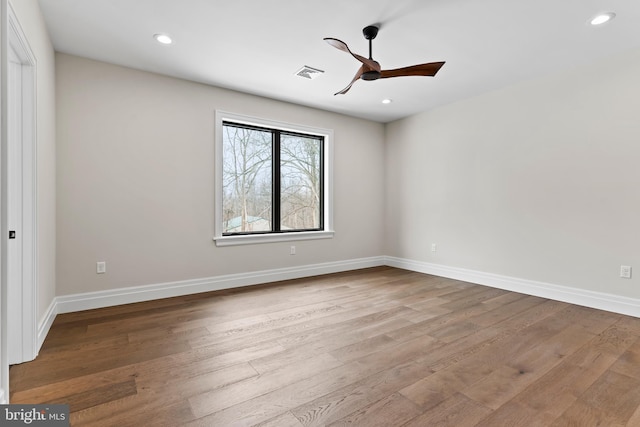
left=154, top=33, right=173, bottom=45
left=590, top=12, right=616, bottom=26
left=382, top=99, right=393, bottom=104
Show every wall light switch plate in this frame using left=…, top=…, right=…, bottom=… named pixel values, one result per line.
left=620, top=265, right=632, bottom=279
left=97, top=261, right=106, bottom=274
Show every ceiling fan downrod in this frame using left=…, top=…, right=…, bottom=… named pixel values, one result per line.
left=363, top=25, right=378, bottom=59
left=362, top=25, right=381, bottom=81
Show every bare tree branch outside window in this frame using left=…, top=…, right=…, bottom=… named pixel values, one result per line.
left=222, top=122, right=323, bottom=235
left=222, top=126, right=272, bottom=233
left=281, top=134, right=321, bottom=230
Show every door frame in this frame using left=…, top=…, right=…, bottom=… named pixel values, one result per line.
left=2, top=1, right=37, bottom=369
left=0, top=0, right=6, bottom=403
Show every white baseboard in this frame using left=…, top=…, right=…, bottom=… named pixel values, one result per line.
left=37, top=298, right=59, bottom=352
left=55, top=256, right=386, bottom=315
left=37, top=255, right=640, bottom=354
left=385, top=256, right=640, bottom=318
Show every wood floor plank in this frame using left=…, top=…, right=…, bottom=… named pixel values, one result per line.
left=328, top=393, right=422, bottom=427
left=610, top=337, right=640, bottom=380
left=255, top=412, right=304, bottom=427
left=510, top=321, right=631, bottom=420
left=569, top=370, right=640, bottom=424
left=473, top=400, right=557, bottom=427
left=45, top=379, right=137, bottom=413
left=9, top=266, right=640, bottom=426
left=627, top=404, right=640, bottom=426
left=470, top=294, right=546, bottom=327
left=10, top=339, right=192, bottom=392
left=188, top=353, right=343, bottom=417
left=329, top=333, right=404, bottom=363
left=250, top=317, right=414, bottom=374
left=73, top=398, right=196, bottom=427
left=188, top=333, right=441, bottom=425
left=67, top=362, right=259, bottom=426
left=463, top=321, right=602, bottom=410
left=290, top=354, right=435, bottom=425
left=9, top=366, right=139, bottom=405
left=400, top=393, right=492, bottom=427
left=424, top=300, right=569, bottom=374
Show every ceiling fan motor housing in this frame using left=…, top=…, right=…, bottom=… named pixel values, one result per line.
left=361, top=70, right=381, bottom=80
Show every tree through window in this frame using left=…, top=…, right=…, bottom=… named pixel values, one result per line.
left=222, top=121, right=324, bottom=235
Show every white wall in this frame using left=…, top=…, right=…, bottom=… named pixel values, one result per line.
left=386, top=47, right=640, bottom=299
left=8, top=0, right=56, bottom=330
left=56, top=53, right=385, bottom=296
left=53, top=37, right=640, bottom=312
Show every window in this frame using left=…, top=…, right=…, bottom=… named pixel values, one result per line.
left=214, top=112, right=333, bottom=246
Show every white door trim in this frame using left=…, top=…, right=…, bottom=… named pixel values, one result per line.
left=0, top=0, right=5, bottom=403
left=3, top=2, right=37, bottom=367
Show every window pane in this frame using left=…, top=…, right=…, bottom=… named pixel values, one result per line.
left=222, top=125, right=272, bottom=233
left=280, top=134, right=322, bottom=230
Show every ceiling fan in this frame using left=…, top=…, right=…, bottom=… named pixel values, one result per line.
left=324, top=25, right=445, bottom=95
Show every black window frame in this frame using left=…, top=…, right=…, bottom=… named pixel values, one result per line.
left=221, top=120, right=325, bottom=236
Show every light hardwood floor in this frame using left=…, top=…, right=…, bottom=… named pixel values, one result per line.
left=10, top=267, right=640, bottom=426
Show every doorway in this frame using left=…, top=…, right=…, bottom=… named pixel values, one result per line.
left=4, top=3, right=37, bottom=366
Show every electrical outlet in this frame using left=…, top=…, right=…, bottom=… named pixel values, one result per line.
left=97, top=261, right=106, bottom=274
left=620, top=265, right=632, bottom=279
left=431, top=243, right=437, bottom=252
left=290, top=246, right=296, bottom=255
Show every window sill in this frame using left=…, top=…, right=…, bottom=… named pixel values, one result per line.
left=213, top=230, right=335, bottom=247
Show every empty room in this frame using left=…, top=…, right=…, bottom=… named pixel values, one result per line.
left=2, top=0, right=640, bottom=425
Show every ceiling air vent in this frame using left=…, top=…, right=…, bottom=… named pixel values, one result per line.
left=295, top=65, right=324, bottom=80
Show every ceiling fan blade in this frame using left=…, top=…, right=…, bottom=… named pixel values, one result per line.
left=380, top=62, right=446, bottom=79
left=324, top=38, right=381, bottom=71
left=324, top=37, right=351, bottom=54
left=334, top=65, right=365, bottom=95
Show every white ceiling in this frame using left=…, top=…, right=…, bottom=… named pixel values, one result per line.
left=37, top=0, right=640, bottom=123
